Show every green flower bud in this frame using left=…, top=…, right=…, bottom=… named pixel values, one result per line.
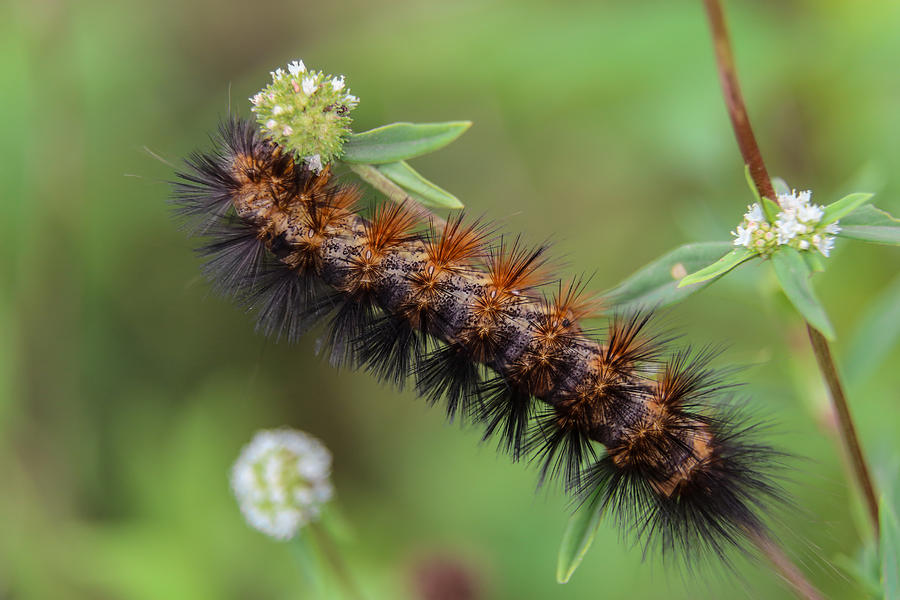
left=250, top=60, right=359, bottom=167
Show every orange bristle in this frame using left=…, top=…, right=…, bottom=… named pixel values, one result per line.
left=602, top=312, right=665, bottom=377
left=485, top=235, right=549, bottom=295
left=551, top=277, right=601, bottom=325
left=304, top=183, right=361, bottom=234
left=653, top=347, right=731, bottom=407
left=364, top=201, right=419, bottom=253
left=424, top=213, right=490, bottom=271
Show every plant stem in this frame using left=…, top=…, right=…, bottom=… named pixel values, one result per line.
left=346, top=162, right=447, bottom=229
left=747, top=529, right=824, bottom=600
left=310, top=522, right=365, bottom=600
left=701, top=0, right=880, bottom=539
left=807, top=325, right=880, bottom=534
left=702, top=0, right=776, bottom=202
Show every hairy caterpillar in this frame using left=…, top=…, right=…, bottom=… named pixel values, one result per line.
left=173, top=117, right=784, bottom=563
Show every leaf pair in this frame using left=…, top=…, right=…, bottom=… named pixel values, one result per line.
left=608, top=188, right=899, bottom=342
left=342, top=121, right=471, bottom=209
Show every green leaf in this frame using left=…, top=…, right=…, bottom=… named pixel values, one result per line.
left=342, top=121, right=472, bottom=164
left=744, top=165, right=761, bottom=202
left=678, top=247, right=754, bottom=288
left=838, top=205, right=900, bottom=245
left=376, top=161, right=463, bottom=209
left=605, top=241, right=735, bottom=311
left=557, top=488, right=605, bottom=584
left=881, top=494, right=900, bottom=599
left=771, top=248, right=836, bottom=340
left=803, top=251, right=826, bottom=273
left=844, top=274, right=900, bottom=387
left=772, top=176, right=791, bottom=196
left=761, top=196, right=781, bottom=223
left=821, top=192, right=875, bottom=225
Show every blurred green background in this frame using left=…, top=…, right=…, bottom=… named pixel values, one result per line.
left=3, top=0, right=900, bottom=598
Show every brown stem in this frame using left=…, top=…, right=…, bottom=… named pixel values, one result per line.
left=701, top=0, right=880, bottom=539
left=702, top=0, right=776, bottom=202
left=747, top=530, right=824, bottom=600
left=807, top=325, right=880, bottom=533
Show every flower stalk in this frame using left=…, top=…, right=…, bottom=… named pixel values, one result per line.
left=701, top=0, right=879, bottom=540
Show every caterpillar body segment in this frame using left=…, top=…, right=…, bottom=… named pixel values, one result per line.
left=173, top=118, right=784, bottom=562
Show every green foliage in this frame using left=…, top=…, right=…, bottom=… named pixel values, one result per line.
left=844, top=275, right=900, bottom=386
left=678, top=247, right=753, bottom=287
left=771, top=248, right=836, bottom=339
left=376, top=161, right=464, bottom=209
left=605, top=241, right=733, bottom=310
left=822, top=192, right=875, bottom=225
left=761, top=196, right=781, bottom=223
left=341, top=121, right=472, bottom=164
left=556, top=490, right=605, bottom=584
left=881, top=494, right=899, bottom=598
left=838, top=205, right=900, bottom=245
left=341, top=121, right=471, bottom=210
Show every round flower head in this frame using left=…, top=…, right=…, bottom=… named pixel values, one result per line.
left=731, top=189, right=841, bottom=257
left=250, top=59, right=359, bottom=167
left=230, top=428, right=334, bottom=540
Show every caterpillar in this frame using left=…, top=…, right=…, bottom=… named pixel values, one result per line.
left=172, top=117, right=784, bottom=564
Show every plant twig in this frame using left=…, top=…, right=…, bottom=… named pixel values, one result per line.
left=702, top=0, right=776, bottom=202
left=310, top=522, right=366, bottom=600
left=807, top=325, right=880, bottom=534
left=346, top=162, right=447, bottom=229
left=701, top=0, right=880, bottom=539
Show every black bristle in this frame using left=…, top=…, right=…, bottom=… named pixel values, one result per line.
left=416, top=343, right=484, bottom=421
left=576, top=401, right=786, bottom=564
left=321, top=296, right=380, bottom=368
left=356, top=314, right=427, bottom=389
left=197, top=216, right=267, bottom=297
left=246, top=261, right=336, bottom=343
left=656, top=345, right=738, bottom=408
left=526, top=407, right=598, bottom=491
left=172, top=118, right=260, bottom=232
left=604, top=311, right=672, bottom=377
left=477, top=377, right=534, bottom=461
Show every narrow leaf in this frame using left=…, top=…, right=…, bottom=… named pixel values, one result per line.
left=803, top=251, right=826, bottom=273
left=772, top=176, right=791, bottom=196
left=557, top=489, right=605, bottom=584
left=771, top=248, right=836, bottom=340
left=821, top=192, right=875, bottom=225
left=744, top=164, right=761, bottom=202
left=881, top=494, right=900, bottom=599
left=377, top=161, right=464, bottom=209
left=678, top=247, right=754, bottom=287
left=844, top=274, right=900, bottom=387
left=838, top=205, right=900, bottom=245
left=342, top=121, right=472, bottom=164
left=605, top=241, right=734, bottom=311
left=762, top=197, right=781, bottom=223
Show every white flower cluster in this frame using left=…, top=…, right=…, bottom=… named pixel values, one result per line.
left=250, top=59, right=359, bottom=166
left=732, top=190, right=840, bottom=257
left=231, top=428, right=334, bottom=540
